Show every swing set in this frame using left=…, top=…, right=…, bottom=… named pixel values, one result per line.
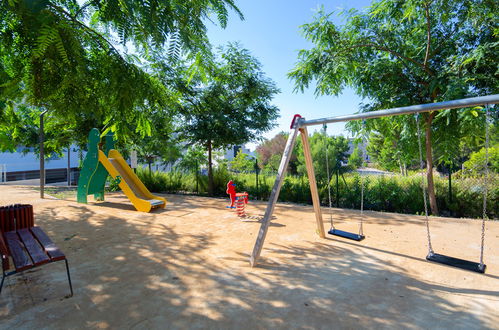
left=249, top=94, right=498, bottom=274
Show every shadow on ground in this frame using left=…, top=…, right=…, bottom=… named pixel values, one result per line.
left=1, top=198, right=497, bottom=329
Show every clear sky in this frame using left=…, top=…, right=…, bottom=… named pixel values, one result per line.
left=207, top=0, right=373, bottom=149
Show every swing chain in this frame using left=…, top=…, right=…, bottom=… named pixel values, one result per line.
left=416, top=113, right=433, bottom=255
left=324, top=124, right=334, bottom=229
left=359, top=120, right=367, bottom=236
left=479, top=104, right=490, bottom=269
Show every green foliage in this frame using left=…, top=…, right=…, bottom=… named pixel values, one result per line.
left=463, top=143, right=499, bottom=176
left=0, top=0, right=243, bottom=152
left=290, top=1, right=497, bottom=99
left=127, top=110, right=181, bottom=170
left=134, top=167, right=199, bottom=193
left=290, top=0, right=498, bottom=214
left=348, top=145, right=363, bottom=169
left=177, top=43, right=280, bottom=194
left=128, top=166, right=498, bottom=219
left=265, top=154, right=283, bottom=173
left=295, top=131, right=349, bottom=184
left=230, top=150, right=255, bottom=173
left=177, top=145, right=207, bottom=173
left=255, top=132, right=298, bottom=174
left=179, top=43, right=280, bottom=150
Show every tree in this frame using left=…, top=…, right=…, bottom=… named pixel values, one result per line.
left=296, top=132, right=349, bottom=185
left=463, top=143, right=499, bottom=176
left=230, top=150, right=254, bottom=172
left=178, top=43, right=280, bottom=195
left=0, top=0, right=243, bottom=151
left=177, top=145, right=207, bottom=173
left=256, top=132, right=298, bottom=174
left=348, top=145, right=363, bottom=169
left=289, top=0, right=498, bottom=215
left=266, top=154, right=283, bottom=173
left=126, top=109, right=182, bottom=172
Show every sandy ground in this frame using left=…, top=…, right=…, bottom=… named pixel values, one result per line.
left=0, top=185, right=498, bottom=329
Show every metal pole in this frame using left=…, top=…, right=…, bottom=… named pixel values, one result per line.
left=255, top=158, right=259, bottom=200
left=250, top=125, right=301, bottom=267
left=67, top=145, right=71, bottom=186
left=448, top=165, right=452, bottom=204
left=300, top=95, right=499, bottom=127
left=336, top=169, right=339, bottom=207
left=195, top=160, right=199, bottom=194
left=39, top=110, right=48, bottom=199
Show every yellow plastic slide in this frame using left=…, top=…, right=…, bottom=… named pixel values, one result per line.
left=98, top=149, right=167, bottom=212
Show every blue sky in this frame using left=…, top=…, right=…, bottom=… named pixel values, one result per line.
left=207, top=0, right=373, bottom=149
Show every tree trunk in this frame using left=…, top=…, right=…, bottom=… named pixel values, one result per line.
left=207, top=140, right=214, bottom=196
left=148, top=159, right=152, bottom=173
left=425, top=112, right=439, bottom=215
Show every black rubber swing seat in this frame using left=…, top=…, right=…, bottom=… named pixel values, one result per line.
left=328, top=229, right=365, bottom=241
left=426, top=253, right=486, bottom=274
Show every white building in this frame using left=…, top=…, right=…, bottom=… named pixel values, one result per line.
left=223, top=144, right=255, bottom=161
left=0, top=146, right=81, bottom=183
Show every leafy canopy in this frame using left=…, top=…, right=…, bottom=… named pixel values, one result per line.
left=230, top=150, right=255, bottom=172
left=256, top=132, right=298, bottom=173
left=290, top=0, right=497, bottom=101
left=178, top=43, right=280, bottom=149
left=0, top=0, right=243, bottom=150
left=296, top=132, right=350, bottom=185
left=289, top=0, right=498, bottom=213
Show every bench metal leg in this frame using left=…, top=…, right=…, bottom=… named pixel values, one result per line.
left=65, top=259, right=73, bottom=297
left=0, top=269, right=5, bottom=294
left=0, top=256, right=5, bottom=294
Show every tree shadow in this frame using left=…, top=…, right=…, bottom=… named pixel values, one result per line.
left=0, top=200, right=497, bottom=328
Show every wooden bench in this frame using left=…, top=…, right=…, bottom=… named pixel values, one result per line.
left=0, top=204, right=73, bottom=297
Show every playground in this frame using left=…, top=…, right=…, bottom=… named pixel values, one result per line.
left=1, top=184, right=498, bottom=328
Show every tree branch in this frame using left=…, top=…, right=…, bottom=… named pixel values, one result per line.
left=47, top=3, right=125, bottom=63
left=339, top=43, right=435, bottom=76
left=72, top=0, right=100, bottom=19
left=423, top=1, right=432, bottom=68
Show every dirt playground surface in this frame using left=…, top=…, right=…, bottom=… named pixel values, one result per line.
left=0, top=185, right=498, bottom=329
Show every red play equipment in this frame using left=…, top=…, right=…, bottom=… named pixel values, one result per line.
left=226, top=180, right=237, bottom=208
left=226, top=181, right=248, bottom=216
left=235, top=193, right=249, bottom=217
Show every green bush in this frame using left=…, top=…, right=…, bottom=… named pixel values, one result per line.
left=108, top=166, right=497, bottom=219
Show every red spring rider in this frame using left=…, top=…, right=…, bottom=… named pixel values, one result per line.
left=226, top=180, right=237, bottom=208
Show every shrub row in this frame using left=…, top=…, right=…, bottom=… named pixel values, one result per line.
left=117, top=168, right=497, bottom=219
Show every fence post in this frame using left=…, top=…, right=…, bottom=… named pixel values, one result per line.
left=448, top=165, right=452, bottom=204
left=39, top=110, right=48, bottom=199
left=196, top=160, right=199, bottom=194
left=255, top=158, right=260, bottom=200
left=67, top=145, right=71, bottom=186
left=336, top=169, right=339, bottom=207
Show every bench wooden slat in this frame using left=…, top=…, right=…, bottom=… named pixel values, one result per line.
left=4, top=231, right=33, bottom=271
left=18, top=229, right=50, bottom=266
left=30, top=226, right=65, bottom=261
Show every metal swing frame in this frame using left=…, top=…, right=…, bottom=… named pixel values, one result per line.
left=249, top=94, right=499, bottom=267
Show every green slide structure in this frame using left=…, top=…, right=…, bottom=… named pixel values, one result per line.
left=77, top=128, right=167, bottom=212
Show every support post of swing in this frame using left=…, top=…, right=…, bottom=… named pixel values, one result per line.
left=249, top=117, right=302, bottom=267
left=299, top=126, right=326, bottom=239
